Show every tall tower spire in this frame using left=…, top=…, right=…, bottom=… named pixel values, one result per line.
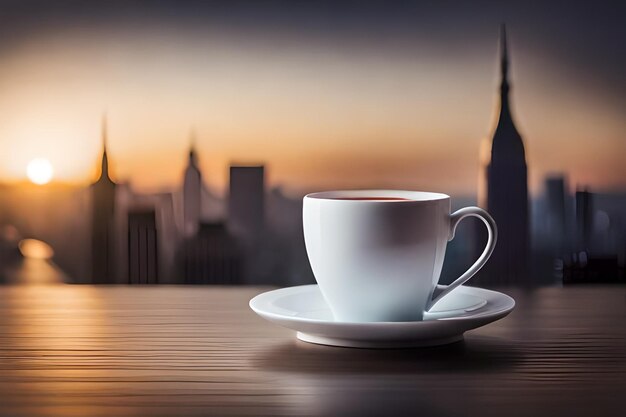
left=91, top=114, right=117, bottom=284
left=498, top=23, right=512, bottom=121
left=183, top=129, right=202, bottom=237
left=99, top=113, right=111, bottom=181
left=500, top=24, right=509, bottom=91
left=188, top=128, right=198, bottom=165
left=477, top=25, right=529, bottom=286
left=102, top=112, right=108, bottom=148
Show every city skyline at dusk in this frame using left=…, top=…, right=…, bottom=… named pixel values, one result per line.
left=0, top=1, right=624, bottom=196
left=1, top=5, right=625, bottom=417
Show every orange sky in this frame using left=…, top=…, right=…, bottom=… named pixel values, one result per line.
left=0, top=26, right=624, bottom=197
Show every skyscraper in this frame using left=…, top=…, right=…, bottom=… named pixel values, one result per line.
left=91, top=116, right=117, bottom=283
left=545, top=176, right=568, bottom=255
left=183, top=133, right=202, bottom=237
left=228, top=165, right=265, bottom=244
left=228, top=165, right=266, bottom=284
left=575, top=189, right=593, bottom=252
left=478, top=26, right=529, bottom=285
left=176, top=222, right=243, bottom=285
left=127, top=208, right=158, bottom=284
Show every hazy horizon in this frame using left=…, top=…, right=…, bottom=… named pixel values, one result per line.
left=0, top=1, right=624, bottom=196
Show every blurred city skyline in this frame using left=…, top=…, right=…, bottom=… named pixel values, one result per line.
left=0, top=1, right=624, bottom=196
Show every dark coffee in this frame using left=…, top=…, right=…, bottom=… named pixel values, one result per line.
left=329, top=197, right=412, bottom=201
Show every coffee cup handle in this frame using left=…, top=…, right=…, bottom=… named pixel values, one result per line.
left=427, top=207, right=497, bottom=311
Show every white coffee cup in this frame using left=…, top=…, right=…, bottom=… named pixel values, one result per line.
left=303, top=190, right=497, bottom=322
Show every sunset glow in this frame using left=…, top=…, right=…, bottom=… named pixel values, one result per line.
left=26, top=158, right=54, bottom=185
left=0, top=3, right=623, bottom=196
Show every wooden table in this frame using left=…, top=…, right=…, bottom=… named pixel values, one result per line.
left=0, top=285, right=625, bottom=417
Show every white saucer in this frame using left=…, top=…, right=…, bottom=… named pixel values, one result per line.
left=249, top=285, right=514, bottom=348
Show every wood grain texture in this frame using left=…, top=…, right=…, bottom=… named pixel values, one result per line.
left=0, top=285, right=625, bottom=417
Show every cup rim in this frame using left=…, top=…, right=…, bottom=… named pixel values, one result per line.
left=304, top=189, right=450, bottom=202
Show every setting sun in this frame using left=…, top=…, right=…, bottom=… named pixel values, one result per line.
left=26, top=158, right=54, bottom=185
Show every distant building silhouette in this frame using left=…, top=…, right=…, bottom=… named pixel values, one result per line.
left=477, top=25, right=529, bottom=285
left=228, top=165, right=265, bottom=245
left=545, top=176, right=568, bottom=255
left=91, top=117, right=117, bottom=284
left=563, top=188, right=626, bottom=284
left=183, top=133, right=202, bottom=237
left=127, top=208, right=158, bottom=284
left=176, top=222, right=243, bottom=284
left=575, top=189, right=593, bottom=252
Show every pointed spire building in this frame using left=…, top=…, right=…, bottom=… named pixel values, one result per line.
left=182, top=130, right=202, bottom=237
left=477, top=25, right=530, bottom=285
left=91, top=115, right=117, bottom=283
